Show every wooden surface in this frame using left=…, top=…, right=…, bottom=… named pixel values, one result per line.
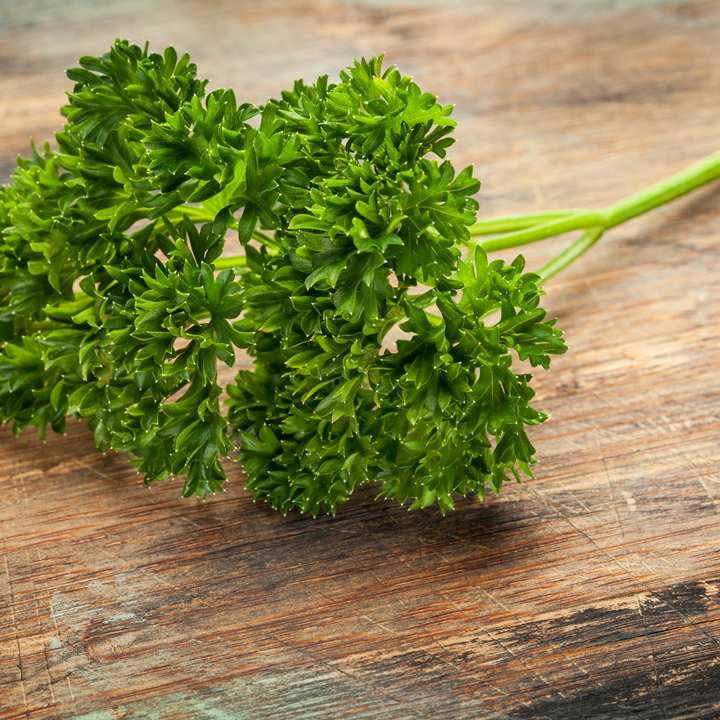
left=2, top=1, right=720, bottom=718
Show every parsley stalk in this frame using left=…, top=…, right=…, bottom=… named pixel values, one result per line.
left=470, top=148, right=720, bottom=277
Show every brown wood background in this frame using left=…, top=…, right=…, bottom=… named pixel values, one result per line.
left=2, top=1, right=720, bottom=718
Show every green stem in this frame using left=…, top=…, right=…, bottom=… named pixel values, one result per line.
left=603, top=148, right=720, bottom=226
left=537, top=227, right=604, bottom=280
left=480, top=210, right=609, bottom=252
left=214, top=254, right=247, bottom=270
left=477, top=148, right=720, bottom=274
left=468, top=210, right=580, bottom=236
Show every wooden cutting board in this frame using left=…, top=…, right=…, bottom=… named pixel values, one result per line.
left=2, top=1, right=720, bottom=718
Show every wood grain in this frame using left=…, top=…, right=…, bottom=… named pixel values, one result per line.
left=2, top=1, right=720, bottom=718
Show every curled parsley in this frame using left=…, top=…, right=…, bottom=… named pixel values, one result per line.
left=2, top=40, right=718, bottom=515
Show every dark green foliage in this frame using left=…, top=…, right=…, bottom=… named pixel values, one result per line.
left=0, top=40, right=566, bottom=515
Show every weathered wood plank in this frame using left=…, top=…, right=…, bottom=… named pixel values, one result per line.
left=2, top=1, right=720, bottom=718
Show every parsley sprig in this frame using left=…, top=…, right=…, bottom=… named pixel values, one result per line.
left=1, top=40, right=718, bottom=515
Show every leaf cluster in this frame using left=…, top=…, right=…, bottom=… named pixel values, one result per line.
left=0, top=40, right=566, bottom=514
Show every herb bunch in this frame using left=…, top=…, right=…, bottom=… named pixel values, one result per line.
left=3, top=41, right=716, bottom=516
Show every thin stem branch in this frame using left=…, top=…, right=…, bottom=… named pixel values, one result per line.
left=537, top=227, right=604, bottom=280
left=468, top=210, right=580, bottom=236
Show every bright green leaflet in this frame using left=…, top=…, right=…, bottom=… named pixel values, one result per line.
left=1, top=40, right=718, bottom=515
